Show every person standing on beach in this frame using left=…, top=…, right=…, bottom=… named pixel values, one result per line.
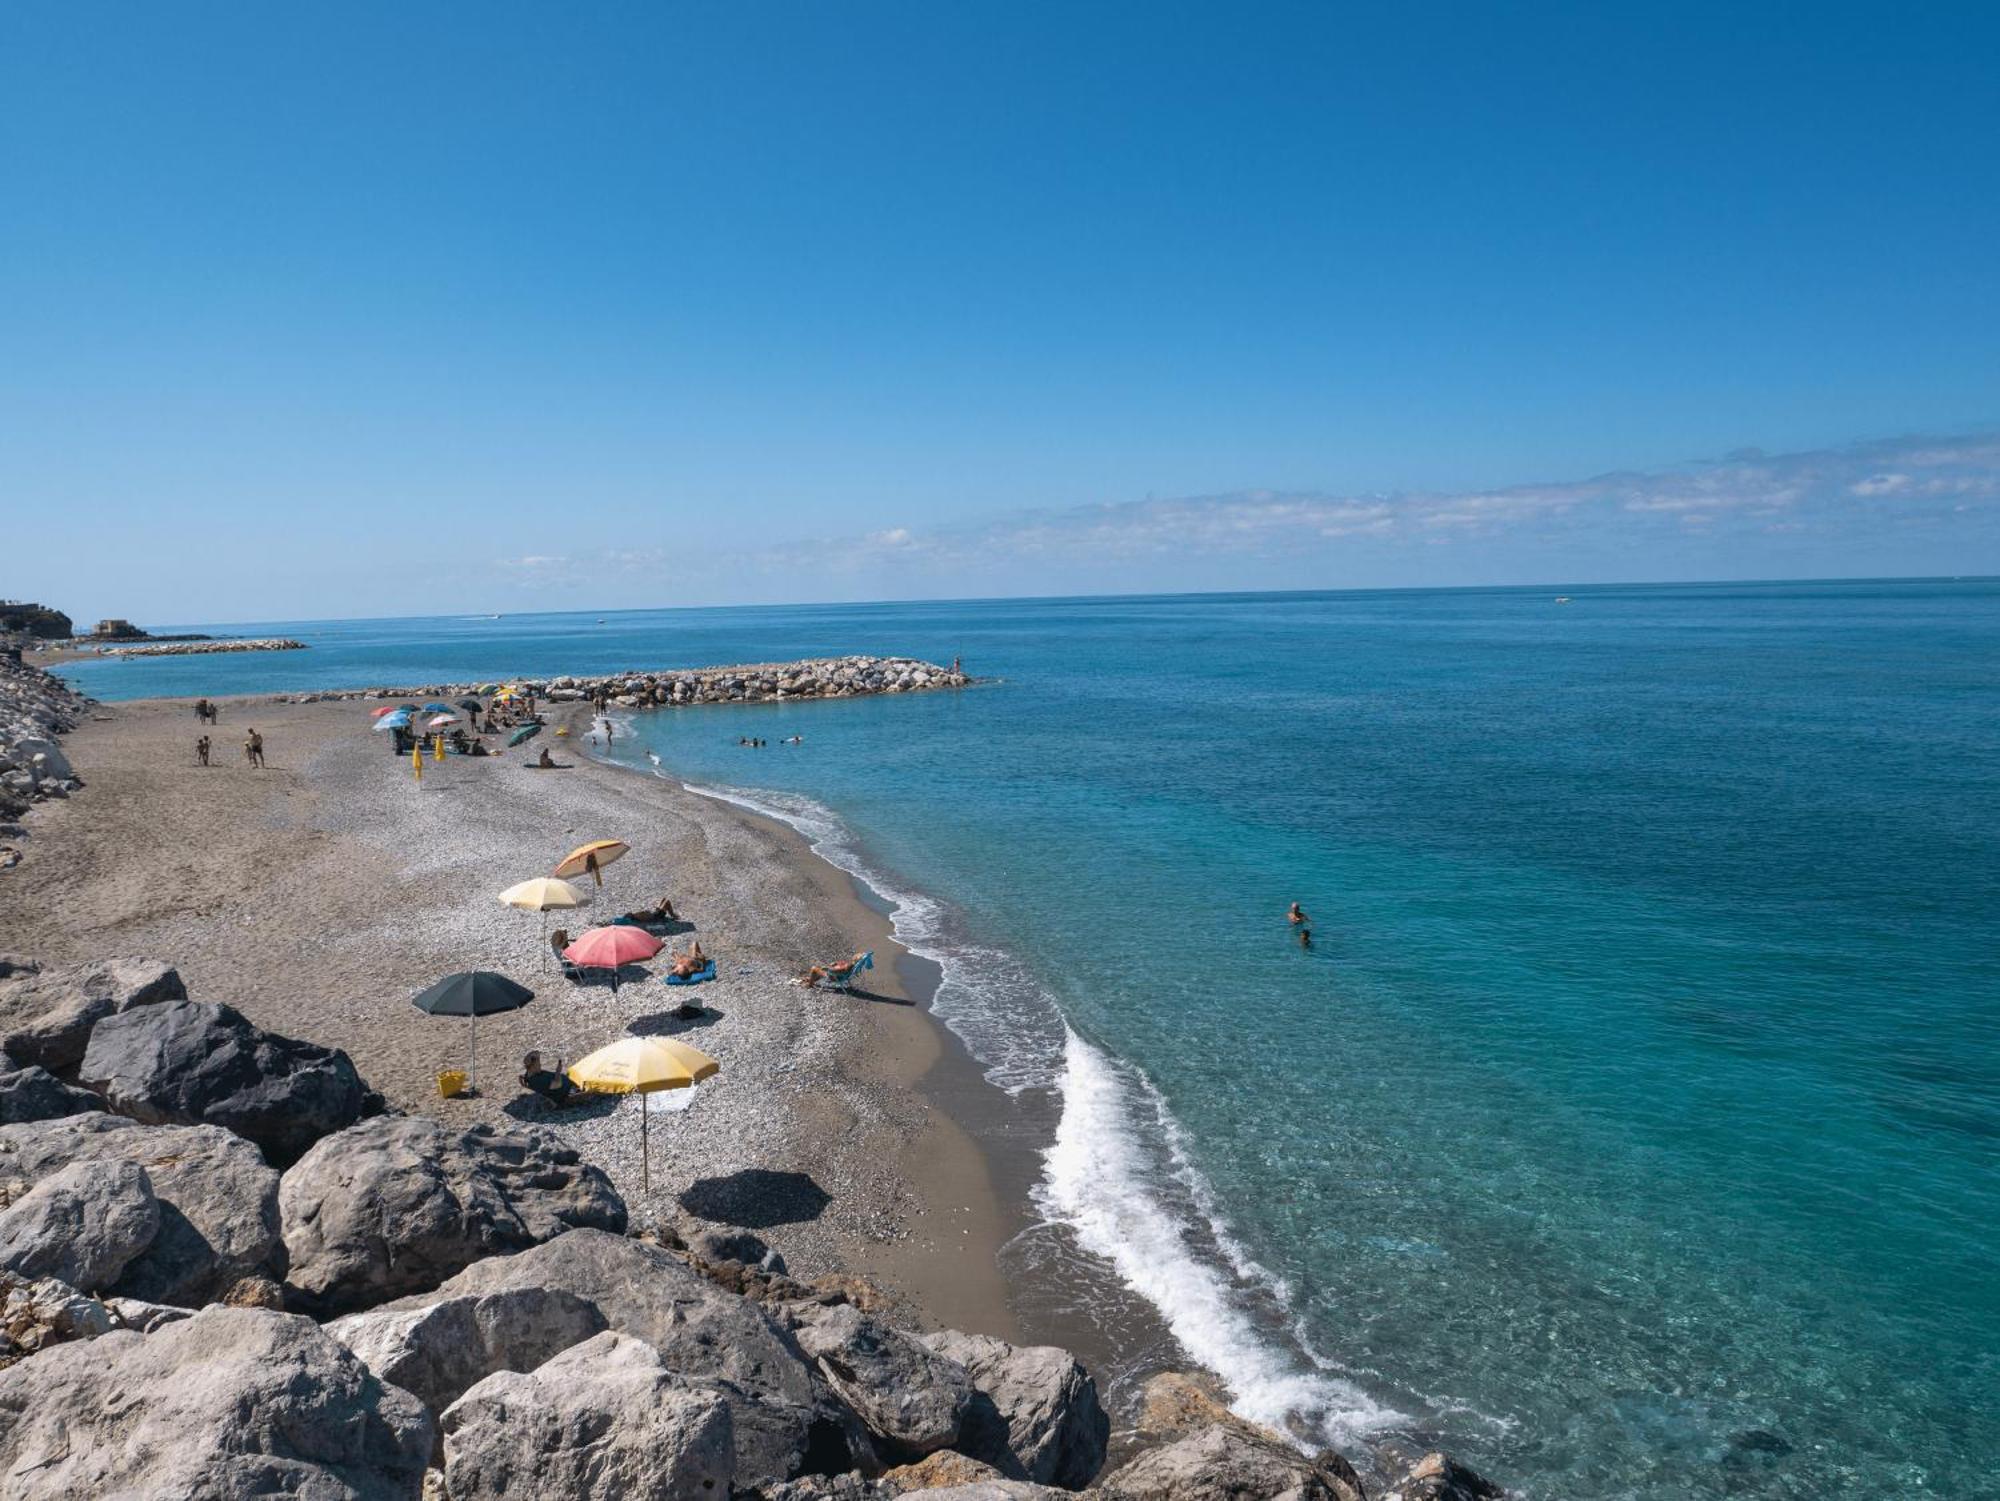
left=196, top=734, right=210, bottom=767
left=244, top=729, right=264, bottom=768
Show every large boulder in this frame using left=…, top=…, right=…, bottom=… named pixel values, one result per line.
left=279, top=1115, right=627, bottom=1315
left=0, top=958, right=184, bottom=1069
left=80, top=999, right=366, bottom=1165
left=442, top=1331, right=734, bottom=1500
left=0, top=1113, right=281, bottom=1306
left=0, top=1271, right=112, bottom=1369
left=793, top=1301, right=972, bottom=1457
left=0, top=1061, right=104, bottom=1124
left=0, top=1306, right=432, bottom=1499
left=916, top=1330, right=1108, bottom=1489
left=329, top=1284, right=607, bottom=1428
left=0, top=1160, right=159, bottom=1293
left=1387, top=1451, right=1506, bottom=1500
left=393, top=1228, right=870, bottom=1487
left=1095, top=1423, right=1364, bottom=1501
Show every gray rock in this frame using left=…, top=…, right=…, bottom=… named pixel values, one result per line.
left=104, top=1294, right=195, bottom=1332
left=0, top=1061, right=104, bottom=1124
left=280, top=1115, right=627, bottom=1315
left=442, top=1330, right=734, bottom=1500
left=0, top=1306, right=432, bottom=1498
left=793, top=1301, right=972, bottom=1456
left=329, top=1284, right=607, bottom=1428
left=392, top=1228, right=870, bottom=1487
left=1095, top=1423, right=1365, bottom=1501
left=917, top=1330, right=1109, bottom=1489
left=80, top=999, right=365, bottom=1164
left=899, top=1486, right=1069, bottom=1500
left=0, top=957, right=184, bottom=1069
left=0, top=1271, right=112, bottom=1367
left=0, top=1112, right=281, bottom=1306
left=691, top=1224, right=773, bottom=1266
left=0, top=1159, right=159, bottom=1292
left=1388, top=1451, right=1506, bottom=1501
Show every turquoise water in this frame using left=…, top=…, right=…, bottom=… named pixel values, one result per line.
left=62, top=582, right=2000, bottom=1498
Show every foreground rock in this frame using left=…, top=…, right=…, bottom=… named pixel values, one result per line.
left=0, top=1306, right=432, bottom=1498
left=0, top=958, right=184, bottom=1069
left=280, top=1115, right=626, bottom=1314
left=1386, top=1451, right=1507, bottom=1500
left=1097, top=1423, right=1366, bottom=1501
left=81, top=998, right=366, bottom=1164
left=443, top=1330, right=735, bottom=1500
left=917, top=1330, right=1109, bottom=1489
left=0, top=1160, right=159, bottom=1293
left=793, top=1301, right=973, bottom=1457
left=0, top=643, right=89, bottom=820
left=0, top=1060, right=103, bottom=1124
left=330, top=1284, right=607, bottom=1429
left=393, top=1228, right=869, bottom=1487
left=0, top=1112, right=281, bottom=1305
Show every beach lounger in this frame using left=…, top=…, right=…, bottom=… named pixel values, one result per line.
left=826, top=951, right=873, bottom=994
left=663, top=960, right=717, bottom=987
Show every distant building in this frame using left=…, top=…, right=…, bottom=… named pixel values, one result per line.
left=90, top=618, right=150, bottom=641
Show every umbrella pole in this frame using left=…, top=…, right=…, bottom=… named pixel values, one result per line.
left=641, top=1095, right=650, bottom=1192
left=468, top=1010, right=477, bottom=1096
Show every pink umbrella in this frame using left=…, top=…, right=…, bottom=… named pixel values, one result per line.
left=370, top=706, right=399, bottom=718
left=427, top=714, right=457, bottom=729
left=563, top=925, right=663, bottom=968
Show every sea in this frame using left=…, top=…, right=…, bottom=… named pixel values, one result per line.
left=59, top=580, right=2000, bottom=1500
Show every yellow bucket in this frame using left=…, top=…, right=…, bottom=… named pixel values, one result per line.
left=436, top=1069, right=468, bottom=1098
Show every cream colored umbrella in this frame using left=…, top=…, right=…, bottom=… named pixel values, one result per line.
left=499, top=876, right=590, bottom=968
left=568, top=1036, right=719, bottom=1189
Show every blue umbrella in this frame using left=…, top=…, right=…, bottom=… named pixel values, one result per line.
left=422, top=702, right=456, bottom=714
left=373, top=711, right=413, bottom=731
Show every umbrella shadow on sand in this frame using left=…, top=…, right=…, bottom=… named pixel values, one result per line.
left=831, top=983, right=912, bottom=1007
left=501, top=1091, right=622, bottom=1126
left=628, top=1006, right=726, bottom=1037
left=679, top=1169, right=831, bottom=1229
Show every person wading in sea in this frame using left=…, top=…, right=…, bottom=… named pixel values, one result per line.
left=1288, top=901, right=1312, bottom=948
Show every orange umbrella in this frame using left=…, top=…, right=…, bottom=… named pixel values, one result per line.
left=553, top=839, right=630, bottom=887
left=563, top=925, right=663, bottom=967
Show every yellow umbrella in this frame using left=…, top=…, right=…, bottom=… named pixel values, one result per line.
left=568, top=1036, right=719, bottom=1189
left=499, top=877, right=590, bottom=967
left=553, top=839, right=630, bottom=887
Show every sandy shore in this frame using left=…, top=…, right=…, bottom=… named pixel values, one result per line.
left=0, top=693, right=1026, bottom=1340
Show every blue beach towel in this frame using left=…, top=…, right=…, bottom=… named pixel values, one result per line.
left=664, top=961, right=717, bottom=987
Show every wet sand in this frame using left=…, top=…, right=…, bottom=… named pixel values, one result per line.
left=0, top=693, right=1026, bottom=1340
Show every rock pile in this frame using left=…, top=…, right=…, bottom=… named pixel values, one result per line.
left=0, top=634, right=89, bottom=827
left=100, top=636, right=307, bottom=656
left=0, top=950, right=1507, bottom=1500
left=269, top=655, right=972, bottom=708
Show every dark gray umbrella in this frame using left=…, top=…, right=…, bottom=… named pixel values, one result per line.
left=412, top=971, right=533, bottom=1095
left=457, top=697, right=484, bottom=713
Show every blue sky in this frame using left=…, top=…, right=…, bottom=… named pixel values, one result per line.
left=3, top=2, right=1996, bottom=625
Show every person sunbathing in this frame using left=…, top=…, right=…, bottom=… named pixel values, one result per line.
left=519, top=1051, right=581, bottom=1106
left=621, top=894, right=680, bottom=925
left=667, top=939, right=709, bottom=979
left=800, top=951, right=868, bottom=989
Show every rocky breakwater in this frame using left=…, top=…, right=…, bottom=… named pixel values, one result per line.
left=273, top=654, right=971, bottom=708
left=102, top=637, right=306, bottom=657
left=0, top=950, right=1506, bottom=1501
left=0, top=632, right=90, bottom=842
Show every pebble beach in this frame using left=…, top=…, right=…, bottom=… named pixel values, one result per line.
left=0, top=688, right=1026, bottom=1341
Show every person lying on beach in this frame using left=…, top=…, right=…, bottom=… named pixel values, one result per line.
left=798, top=951, right=869, bottom=989
left=519, top=1051, right=582, bottom=1107
left=621, top=894, right=680, bottom=924
left=667, top=940, right=709, bottom=979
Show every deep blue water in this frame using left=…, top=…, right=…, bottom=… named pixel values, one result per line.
left=61, top=582, right=2000, bottom=1499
